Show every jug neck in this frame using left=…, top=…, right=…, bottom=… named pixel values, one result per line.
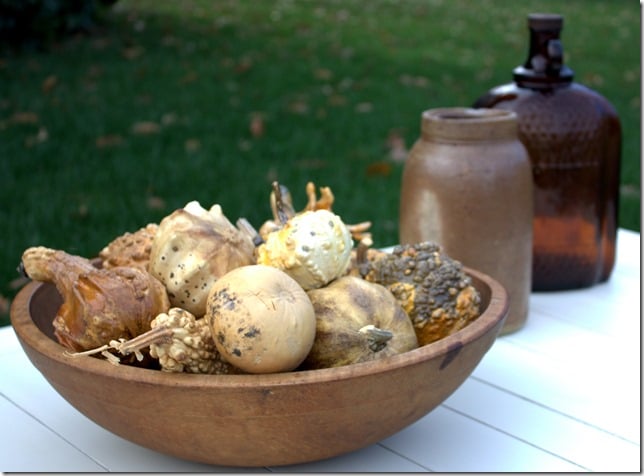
left=513, top=13, right=574, bottom=89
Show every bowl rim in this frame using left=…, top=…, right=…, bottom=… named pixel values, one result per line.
left=10, top=266, right=508, bottom=389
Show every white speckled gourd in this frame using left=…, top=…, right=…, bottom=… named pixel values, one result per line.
left=148, top=201, right=256, bottom=316
left=256, top=209, right=353, bottom=290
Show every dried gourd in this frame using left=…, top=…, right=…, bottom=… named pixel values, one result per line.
left=20, top=246, right=170, bottom=352
left=148, top=201, right=256, bottom=316
left=359, top=241, right=481, bottom=346
left=301, top=275, right=418, bottom=370
left=256, top=182, right=354, bottom=290
left=206, top=265, right=316, bottom=374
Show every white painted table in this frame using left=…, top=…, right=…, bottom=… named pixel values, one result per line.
left=1, top=229, right=640, bottom=472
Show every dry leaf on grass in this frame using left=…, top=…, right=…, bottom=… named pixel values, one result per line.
left=161, top=113, right=177, bottom=126
left=355, top=102, right=373, bottom=113
left=386, top=129, right=408, bottom=163
left=10, top=112, right=39, bottom=124
left=185, top=138, right=201, bottom=152
left=131, top=121, right=160, bottom=135
left=399, top=74, right=430, bottom=88
left=365, top=161, right=392, bottom=177
left=42, top=75, right=58, bottom=94
left=24, top=127, right=48, bottom=147
left=288, top=100, right=309, bottom=114
left=314, top=68, right=333, bottom=80
left=96, top=134, right=124, bottom=148
left=147, top=196, right=166, bottom=210
left=122, top=46, right=145, bottom=60
left=179, top=71, right=199, bottom=84
left=249, top=113, right=265, bottom=138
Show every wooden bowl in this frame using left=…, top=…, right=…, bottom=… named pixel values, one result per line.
left=10, top=267, right=507, bottom=467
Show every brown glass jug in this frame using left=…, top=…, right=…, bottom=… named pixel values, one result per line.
left=473, top=13, right=622, bottom=291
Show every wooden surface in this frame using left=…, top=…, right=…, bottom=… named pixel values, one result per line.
left=1, top=228, right=640, bottom=472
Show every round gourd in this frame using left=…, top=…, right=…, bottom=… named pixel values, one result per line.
left=302, top=276, right=419, bottom=370
left=205, top=265, right=316, bottom=374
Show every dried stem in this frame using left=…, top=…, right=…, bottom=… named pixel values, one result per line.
left=359, top=324, right=393, bottom=352
left=272, top=181, right=292, bottom=226
left=64, top=325, right=174, bottom=365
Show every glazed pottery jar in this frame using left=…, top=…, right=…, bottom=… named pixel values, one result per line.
left=473, top=13, right=622, bottom=291
left=399, top=108, right=532, bottom=334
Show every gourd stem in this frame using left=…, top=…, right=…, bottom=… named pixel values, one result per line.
left=356, top=236, right=374, bottom=278
left=115, top=325, right=174, bottom=356
left=359, top=324, right=393, bottom=352
left=64, top=325, right=174, bottom=362
left=272, top=181, right=291, bottom=226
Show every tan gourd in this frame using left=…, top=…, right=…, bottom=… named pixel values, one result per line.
left=148, top=201, right=256, bottom=317
left=205, top=265, right=316, bottom=374
left=302, top=276, right=419, bottom=369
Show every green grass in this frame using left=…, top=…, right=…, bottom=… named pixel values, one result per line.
left=1, top=0, right=640, bottom=327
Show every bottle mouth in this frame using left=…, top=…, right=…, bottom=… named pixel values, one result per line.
left=527, top=13, right=564, bottom=31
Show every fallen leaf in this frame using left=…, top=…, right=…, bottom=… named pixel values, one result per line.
left=11, top=111, right=39, bottom=124
left=96, top=134, right=124, bottom=148
left=42, top=75, right=58, bottom=94
left=179, top=71, right=199, bottom=84
left=131, top=121, right=160, bottom=135
left=386, top=129, right=408, bottom=163
left=399, top=74, right=430, bottom=88
left=365, top=161, right=392, bottom=177
left=76, top=203, right=89, bottom=219
left=122, top=46, right=145, bottom=60
left=161, top=113, right=177, bottom=126
left=355, top=102, right=373, bottom=113
left=238, top=139, right=252, bottom=151
left=249, top=113, right=265, bottom=138
left=314, top=68, right=333, bottom=80
left=235, top=57, right=253, bottom=74
left=86, top=65, right=104, bottom=79
left=24, top=127, right=48, bottom=147
left=328, top=94, right=347, bottom=106
left=294, top=158, right=328, bottom=169
left=184, top=138, right=201, bottom=152
left=288, top=100, right=309, bottom=114
left=147, top=196, right=166, bottom=210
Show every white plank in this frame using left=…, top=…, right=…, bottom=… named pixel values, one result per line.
left=0, top=344, right=426, bottom=471
left=0, top=325, right=20, bottom=357
left=381, top=405, right=585, bottom=472
left=473, top=338, right=640, bottom=444
left=503, top=305, right=639, bottom=369
left=0, top=396, right=107, bottom=472
left=528, top=280, right=641, bottom=338
left=614, top=229, right=641, bottom=276
left=444, top=377, right=640, bottom=472
left=0, top=349, right=264, bottom=472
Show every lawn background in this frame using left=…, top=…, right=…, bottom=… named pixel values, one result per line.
left=1, top=0, right=640, bottom=326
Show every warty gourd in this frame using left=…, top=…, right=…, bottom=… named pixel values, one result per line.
left=148, top=201, right=256, bottom=316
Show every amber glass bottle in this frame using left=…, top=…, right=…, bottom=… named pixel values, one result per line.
left=473, top=13, right=621, bottom=291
